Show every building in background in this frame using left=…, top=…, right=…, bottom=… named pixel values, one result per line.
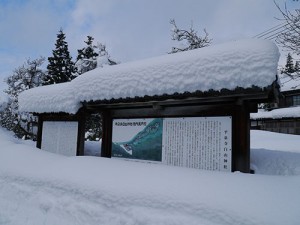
left=251, top=73, right=300, bottom=135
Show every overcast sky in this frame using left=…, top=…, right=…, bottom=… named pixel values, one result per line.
left=0, top=0, right=299, bottom=99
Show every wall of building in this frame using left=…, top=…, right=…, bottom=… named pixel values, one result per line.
left=251, top=118, right=300, bottom=135
left=279, top=91, right=300, bottom=108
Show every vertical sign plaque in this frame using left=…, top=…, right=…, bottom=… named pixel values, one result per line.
left=162, top=117, right=231, bottom=172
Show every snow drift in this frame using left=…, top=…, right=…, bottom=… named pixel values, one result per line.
left=0, top=128, right=300, bottom=225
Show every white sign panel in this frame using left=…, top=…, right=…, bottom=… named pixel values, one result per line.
left=41, top=121, right=78, bottom=156
left=112, top=117, right=232, bottom=172
left=162, top=117, right=232, bottom=172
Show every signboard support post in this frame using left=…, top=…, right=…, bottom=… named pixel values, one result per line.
left=101, top=110, right=112, bottom=158
left=36, top=115, right=43, bottom=149
left=233, top=103, right=250, bottom=173
left=76, top=109, right=86, bottom=156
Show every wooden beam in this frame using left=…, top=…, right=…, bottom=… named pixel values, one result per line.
left=84, top=92, right=270, bottom=111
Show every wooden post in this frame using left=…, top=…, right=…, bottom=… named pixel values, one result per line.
left=101, top=110, right=112, bottom=158
left=77, top=109, right=86, bottom=156
left=232, top=102, right=250, bottom=173
left=36, top=115, right=43, bottom=149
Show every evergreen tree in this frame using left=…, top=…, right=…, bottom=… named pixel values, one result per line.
left=0, top=57, right=45, bottom=139
left=169, top=19, right=212, bottom=54
left=76, top=35, right=116, bottom=75
left=284, top=53, right=295, bottom=74
left=294, top=61, right=300, bottom=72
left=75, top=36, right=117, bottom=141
left=43, top=29, right=76, bottom=85
left=76, top=36, right=99, bottom=74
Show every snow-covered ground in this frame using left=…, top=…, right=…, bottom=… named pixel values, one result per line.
left=0, top=127, right=299, bottom=225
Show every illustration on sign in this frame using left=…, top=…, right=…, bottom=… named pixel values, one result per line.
left=112, top=118, right=163, bottom=161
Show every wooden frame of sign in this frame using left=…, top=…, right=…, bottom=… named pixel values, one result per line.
left=35, top=86, right=277, bottom=173
left=36, top=109, right=86, bottom=156
left=83, top=92, right=269, bottom=173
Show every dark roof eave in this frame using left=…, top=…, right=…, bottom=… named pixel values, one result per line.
left=83, top=91, right=272, bottom=110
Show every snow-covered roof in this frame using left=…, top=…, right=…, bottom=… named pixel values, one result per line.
left=251, top=106, right=300, bottom=120
left=19, top=39, right=279, bottom=114
left=279, top=73, right=300, bottom=92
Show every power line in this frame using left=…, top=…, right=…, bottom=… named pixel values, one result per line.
left=253, top=20, right=300, bottom=41
left=253, top=22, right=287, bottom=38
left=263, top=26, right=294, bottom=40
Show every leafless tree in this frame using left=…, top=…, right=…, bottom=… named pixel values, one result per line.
left=275, top=2, right=300, bottom=55
left=169, top=19, right=212, bottom=54
left=275, top=1, right=300, bottom=77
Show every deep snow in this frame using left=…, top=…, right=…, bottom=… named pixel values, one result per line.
left=0, top=127, right=300, bottom=225
left=18, top=39, right=279, bottom=114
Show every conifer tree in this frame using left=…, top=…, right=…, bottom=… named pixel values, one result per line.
left=284, top=53, right=295, bottom=74
left=76, top=35, right=116, bottom=75
left=75, top=36, right=117, bottom=141
left=294, top=61, right=300, bottom=72
left=43, top=29, right=76, bottom=85
left=76, top=36, right=98, bottom=75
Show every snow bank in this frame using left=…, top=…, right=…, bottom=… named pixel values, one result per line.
left=251, top=106, right=300, bottom=119
left=19, top=39, right=279, bottom=114
left=0, top=128, right=300, bottom=225
left=250, top=130, right=300, bottom=175
left=250, top=130, right=300, bottom=152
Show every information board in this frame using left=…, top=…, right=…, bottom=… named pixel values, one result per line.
left=112, top=117, right=232, bottom=172
left=41, top=121, right=78, bottom=156
left=112, top=118, right=163, bottom=161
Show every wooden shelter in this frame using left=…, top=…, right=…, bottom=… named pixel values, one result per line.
left=19, top=39, right=280, bottom=173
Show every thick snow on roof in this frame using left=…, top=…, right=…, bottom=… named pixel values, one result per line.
left=279, top=73, right=300, bottom=92
left=19, top=82, right=82, bottom=114
left=251, top=106, right=300, bottom=120
left=19, top=39, right=279, bottom=114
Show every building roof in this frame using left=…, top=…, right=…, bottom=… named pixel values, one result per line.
left=251, top=106, right=300, bottom=120
left=19, top=39, right=279, bottom=114
left=279, top=73, right=300, bottom=92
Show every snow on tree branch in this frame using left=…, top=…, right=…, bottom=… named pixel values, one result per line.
left=1, top=57, right=46, bottom=139
left=76, top=36, right=117, bottom=75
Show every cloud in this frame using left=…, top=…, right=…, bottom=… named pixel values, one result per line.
left=0, top=0, right=74, bottom=55
left=70, top=0, right=116, bottom=28
left=66, top=0, right=220, bottom=62
left=0, top=0, right=295, bottom=95
left=0, top=0, right=75, bottom=93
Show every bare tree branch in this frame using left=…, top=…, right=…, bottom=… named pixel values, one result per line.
left=169, top=19, right=212, bottom=54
